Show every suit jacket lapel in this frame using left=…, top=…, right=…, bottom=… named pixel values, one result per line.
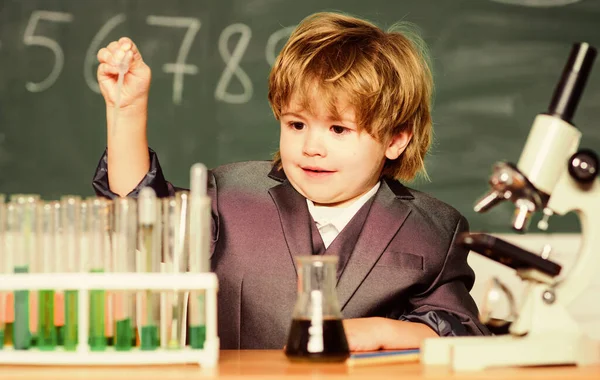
left=337, top=179, right=413, bottom=310
left=323, top=197, right=375, bottom=282
left=267, top=167, right=313, bottom=276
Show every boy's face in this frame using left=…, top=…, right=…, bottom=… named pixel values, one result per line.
left=279, top=93, right=410, bottom=208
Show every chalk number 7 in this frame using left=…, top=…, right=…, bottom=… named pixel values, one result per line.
left=23, top=10, right=73, bottom=92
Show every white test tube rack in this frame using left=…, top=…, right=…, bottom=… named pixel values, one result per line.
left=0, top=272, right=219, bottom=367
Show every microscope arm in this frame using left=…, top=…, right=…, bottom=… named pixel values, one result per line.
left=546, top=167, right=600, bottom=305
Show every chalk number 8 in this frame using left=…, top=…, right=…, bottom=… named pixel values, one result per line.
left=23, top=10, right=73, bottom=93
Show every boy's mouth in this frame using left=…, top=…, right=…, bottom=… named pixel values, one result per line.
left=301, top=166, right=335, bottom=176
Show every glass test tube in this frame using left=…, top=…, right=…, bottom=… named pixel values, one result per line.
left=61, top=196, right=81, bottom=350
left=104, top=199, right=114, bottom=347
left=0, top=195, right=6, bottom=348
left=6, top=197, right=24, bottom=349
left=188, top=164, right=211, bottom=349
left=4, top=202, right=16, bottom=347
left=11, top=196, right=37, bottom=350
left=88, top=197, right=109, bottom=351
left=37, top=202, right=58, bottom=350
left=51, top=201, right=64, bottom=346
left=163, top=192, right=189, bottom=349
left=11, top=195, right=41, bottom=348
left=113, top=197, right=136, bottom=351
left=138, top=188, right=161, bottom=350
left=160, top=198, right=171, bottom=349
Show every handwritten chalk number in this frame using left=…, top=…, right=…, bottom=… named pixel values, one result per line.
left=215, top=23, right=253, bottom=104
left=23, top=10, right=74, bottom=93
left=84, top=14, right=127, bottom=94
left=14, top=11, right=296, bottom=102
left=146, top=16, right=201, bottom=105
left=265, top=26, right=295, bottom=67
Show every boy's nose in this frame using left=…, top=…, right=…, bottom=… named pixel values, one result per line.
left=302, top=130, right=326, bottom=157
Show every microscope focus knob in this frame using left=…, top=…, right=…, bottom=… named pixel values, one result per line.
left=568, top=149, right=598, bottom=184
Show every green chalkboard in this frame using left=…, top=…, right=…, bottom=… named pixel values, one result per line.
left=0, top=0, right=599, bottom=232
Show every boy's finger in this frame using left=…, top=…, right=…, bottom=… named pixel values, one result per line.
left=126, top=40, right=144, bottom=64
left=115, top=37, right=145, bottom=68
left=97, top=48, right=113, bottom=64
left=106, top=41, right=120, bottom=54
left=112, top=48, right=126, bottom=66
left=98, top=63, right=119, bottom=77
left=128, top=41, right=139, bottom=55
left=117, top=37, right=139, bottom=58
left=118, top=36, right=134, bottom=49
left=128, top=45, right=147, bottom=70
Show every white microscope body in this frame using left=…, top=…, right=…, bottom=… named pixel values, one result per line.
left=421, top=42, right=600, bottom=371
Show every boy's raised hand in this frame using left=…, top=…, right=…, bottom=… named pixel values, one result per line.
left=97, top=37, right=151, bottom=109
left=97, top=37, right=152, bottom=197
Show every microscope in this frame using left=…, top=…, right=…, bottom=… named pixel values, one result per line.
left=421, top=42, right=600, bottom=371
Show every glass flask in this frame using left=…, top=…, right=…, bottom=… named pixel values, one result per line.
left=284, top=256, right=349, bottom=362
left=480, top=277, right=517, bottom=335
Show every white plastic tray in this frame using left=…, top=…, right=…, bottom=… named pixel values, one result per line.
left=0, top=272, right=219, bottom=367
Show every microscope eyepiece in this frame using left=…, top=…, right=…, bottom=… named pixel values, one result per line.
left=547, top=43, right=597, bottom=124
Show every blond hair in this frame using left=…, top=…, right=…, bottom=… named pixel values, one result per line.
left=268, top=12, right=433, bottom=181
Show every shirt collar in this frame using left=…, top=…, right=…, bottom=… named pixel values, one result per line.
left=306, top=181, right=381, bottom=233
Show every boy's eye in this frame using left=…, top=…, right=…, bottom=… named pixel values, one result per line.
left=331, top=125, right=348, bottom=134
left=289, top=122, right=305, bottom=130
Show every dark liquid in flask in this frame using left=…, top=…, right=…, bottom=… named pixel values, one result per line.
left=284, top=318, right=349, bottom=362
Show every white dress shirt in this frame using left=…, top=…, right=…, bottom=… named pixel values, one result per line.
left=306, top=181, right=381, bottom=248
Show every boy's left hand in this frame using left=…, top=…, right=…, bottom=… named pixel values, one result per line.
left=343, top=317, right=438, bottom=352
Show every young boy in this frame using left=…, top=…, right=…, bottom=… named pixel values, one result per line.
left=93, top=12, right=489, bottom=350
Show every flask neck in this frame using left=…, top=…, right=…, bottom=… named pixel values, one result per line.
left=294, top=258, right=343, bottom=319
left=298, top=260, right=337, bottom=294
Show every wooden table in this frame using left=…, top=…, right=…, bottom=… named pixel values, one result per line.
left=3, top=350, right=600, bottom=379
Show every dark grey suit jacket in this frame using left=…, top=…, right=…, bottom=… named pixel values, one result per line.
left=93, top=149, right=489, bottom=349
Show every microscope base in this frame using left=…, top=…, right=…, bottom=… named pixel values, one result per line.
left=421, top=333, right=600, bottom=371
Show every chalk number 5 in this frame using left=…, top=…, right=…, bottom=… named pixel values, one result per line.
left=23, top=10, right=73, bottom=92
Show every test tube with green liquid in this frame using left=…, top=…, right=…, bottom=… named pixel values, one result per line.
left=160, top=198, right=173, bottom=349
left=113, top=197, right=136, bottom=351
left=14, top=195, right=41, bottom=347
left=104, top=199, right=114, bottom=347
left=61, top=196, right=82, bottom=350
left=37, top=202, right=58, bottom=350
left=4, top=201, right=16, bottom=347
left=88, top=197, right=109, bottom=351
left=138, top=188, right=161, bottom=350
left=11, top=195, right=39, bottom=350
left=50, top=201, right=64, bottom=346
left=162, top=193, right=189, bottom=349
left=188, top=164, right=211, bottom=349
left=0, top=195, right=6, bottom=349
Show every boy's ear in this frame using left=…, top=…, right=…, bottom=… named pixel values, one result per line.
left=385, top=130, right=413, bottom=160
